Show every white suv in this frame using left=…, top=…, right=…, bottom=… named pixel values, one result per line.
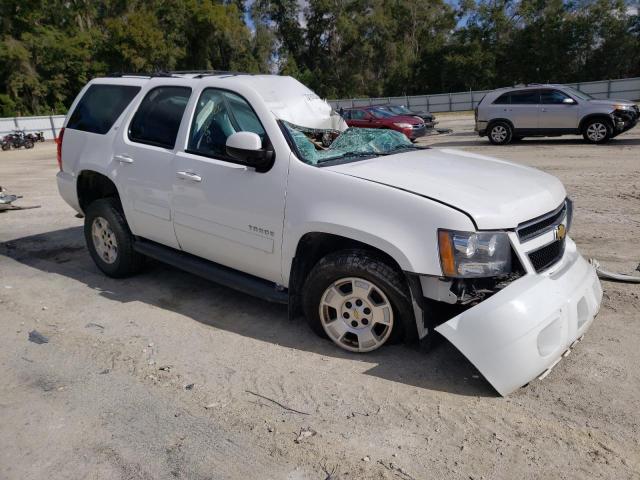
left=57, top=72, right=602, bottom=396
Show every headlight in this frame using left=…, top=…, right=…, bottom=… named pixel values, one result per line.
left=614, top=104, right=632, bottom=110
left=438, top=230, right=512, bottom=277
left=394, top=122, right=413, bottom=129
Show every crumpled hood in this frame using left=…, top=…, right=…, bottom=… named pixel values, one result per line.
left=587, top=98, right=636, bottom=108
left=325, top=148, right=566, bottom=229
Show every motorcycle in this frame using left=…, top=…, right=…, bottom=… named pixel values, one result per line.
left=8, top=131, right=34, bottom=149
left=26, top=131, right=45, bottom=142
left=1, top=135, right=11, bottom=151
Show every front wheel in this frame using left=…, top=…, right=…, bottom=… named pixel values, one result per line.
left=302, top=250, right=414, bottom=353
left=488, top=121, right=513, bottom=145
left=582, top=118, right=612, bottom=144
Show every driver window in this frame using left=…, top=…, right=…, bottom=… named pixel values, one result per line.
left=540, top=89, right=572, bottom=105
left=188, top=89, right=266, bottom=158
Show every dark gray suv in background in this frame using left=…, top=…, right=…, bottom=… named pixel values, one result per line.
left=475, top=84, right=639, bottom=145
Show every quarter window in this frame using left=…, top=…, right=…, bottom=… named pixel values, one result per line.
left=67, top=84, right=140, bottom=134
left=509, top=90, right=540, bottom=105
left=129, top=86, right=192, bottom=149
left=187, top=89, right=266, bottom=158
left=540, top=89, right=572, bottom=104
left=493, top=93, right=510, bottom=105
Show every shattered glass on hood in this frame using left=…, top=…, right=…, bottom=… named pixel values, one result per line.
left=283, top=122, right=416, bottom=165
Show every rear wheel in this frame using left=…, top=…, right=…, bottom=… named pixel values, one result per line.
left=582, top=118, right=612, bottom=144
left=24, top=140, right=34, bottom=149
left=302, top=250, right=415, bottom=353
left=84, top=198, right=143, bottom=278
left=488, top=121, right=513, bottom=145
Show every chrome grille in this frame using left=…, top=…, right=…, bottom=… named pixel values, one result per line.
left=517, top=202, right=567, bottom=242
left=528, top=239, right=566, bottom=273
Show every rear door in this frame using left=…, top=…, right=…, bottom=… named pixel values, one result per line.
left=505, top=89, right=540, bottom=130
left=112, top=84, right=192, bottom=249
left=539, top=89, right=579, bottom=130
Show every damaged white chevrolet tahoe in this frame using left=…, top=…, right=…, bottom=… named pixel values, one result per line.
left=57, top=72, right=602, bottom=396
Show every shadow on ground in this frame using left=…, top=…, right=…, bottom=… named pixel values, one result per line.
left=425, top=132, right=640, bottom=148
left=1, top=226, right=495, bottom=398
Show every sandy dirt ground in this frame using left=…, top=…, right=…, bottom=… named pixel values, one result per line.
left=1, top=117, right=639, bottom=480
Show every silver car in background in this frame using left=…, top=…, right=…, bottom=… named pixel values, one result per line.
left=475, top=84, right=639, bottom=145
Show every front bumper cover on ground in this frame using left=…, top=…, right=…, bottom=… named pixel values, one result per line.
left=435, top=241, right=602, bottom=396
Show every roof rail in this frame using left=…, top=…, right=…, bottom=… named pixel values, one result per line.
left=105, top=70, right=253, bottom=79
left=106, top=71, right=174, bottom=78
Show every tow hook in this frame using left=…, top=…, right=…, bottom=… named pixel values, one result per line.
left=537, top=335, right=584, bottom=381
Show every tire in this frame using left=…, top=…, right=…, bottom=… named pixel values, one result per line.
left=1, top=143, right=9, bottom=151
left=302, top=249, right=415, bottom=353
left=84, top=198, right=143, bottom=278
left=582, top=118, right=612, bottom=144
left=488, top=121, right=513, bottom=145
left=24, top=140, right=34, bottom=149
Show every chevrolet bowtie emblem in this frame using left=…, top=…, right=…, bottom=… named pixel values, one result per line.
left=555, top=224, right=566, bottom=241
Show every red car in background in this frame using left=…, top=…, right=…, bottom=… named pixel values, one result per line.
left=340, top=106, right=427, bottom=141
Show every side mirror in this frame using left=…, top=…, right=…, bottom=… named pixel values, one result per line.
left=562, top=98, right=576, bottom=105
left=226, top=132, right=273, bottom=172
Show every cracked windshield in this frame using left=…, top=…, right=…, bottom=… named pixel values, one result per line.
left=283, top=122, right=419, bottom=165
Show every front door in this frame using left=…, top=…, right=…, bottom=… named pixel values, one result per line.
left=171, top=88, right=288, bottom=284
left=539, top=89, right=579, bottom=130
left=113, top=85, right=192, bottom=249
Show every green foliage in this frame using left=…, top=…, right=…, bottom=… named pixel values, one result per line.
left=0, top=0, right=638, bottom=115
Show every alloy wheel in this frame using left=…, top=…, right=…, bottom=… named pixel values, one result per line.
left=491, top=125, right=508, bottom=143
left=91, top=216, right=118, bottom=264
left=586, top=122, right=607, bottom=142
left=318, top=277, right=394, bottom=352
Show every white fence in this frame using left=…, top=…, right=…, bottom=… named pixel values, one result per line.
left=328, top=77, right=640, bottom=113
left=0, top=114, right=65, bottom=141
left=2, top=77, right=639, bottom=137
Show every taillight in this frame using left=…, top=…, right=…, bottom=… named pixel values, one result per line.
left=56, top=127, right=65, bottom=170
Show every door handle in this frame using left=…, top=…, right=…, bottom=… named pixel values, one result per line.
left=176, top=171, right=202, bottom=182
left=114, top=154, right=134, bottom=164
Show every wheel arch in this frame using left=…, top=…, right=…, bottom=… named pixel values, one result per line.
left=287, top=231, right=410, bottom=319
left=579, top=113, right=613, bottom=132
left=487, top=118, right=515, bottom=131
left=77, top=170, right=123, bottom=214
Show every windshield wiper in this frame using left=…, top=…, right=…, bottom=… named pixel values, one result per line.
left=317, top=151, right=380, bottom=163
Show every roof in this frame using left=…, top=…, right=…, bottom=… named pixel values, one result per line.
left=92, top=72, right=347, bottom=132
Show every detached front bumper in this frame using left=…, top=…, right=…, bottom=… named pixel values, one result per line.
left=435, top=241, right=602, bottom=396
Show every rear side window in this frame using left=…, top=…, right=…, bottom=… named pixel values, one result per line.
left=129, top=86, right=192, bottom=149
left=493, top=93, right=510, bottom=104
left=509, top=90, right=539, bottom=104
left=67, top=84, right=140, bottom=134
left=350, top=110, right=367, bottom=120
